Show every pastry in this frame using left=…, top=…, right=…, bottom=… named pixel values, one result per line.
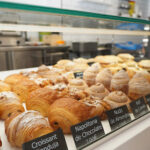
left=0, top=92, right=24, bottom=120
left=110, top=70, right=129, bottom=94
left=12, top=79, right=40, bottom=103
left=68, top=78, right=88, bottom=100
left=96, top=68, right=112, bottom=90
left=128, top=72, right=150, bottom=100
left=109, top=66, right=122, bottom=74
left=86, top=83, right=109, bottom=100
left=81, top=98, right=111, bottom=120
left=26, top=87, right=59, bottom=117
left=138, top=60, right=150, bottom=71
left=48, top=98, right=92, bottom=133
left=4, top=74, right=27, bottom=86
left=0, top=81, right=11, bottom=92
left=98, top=55, right=123, bottom=67
left=83, top=63, right=101, bottom=86
left=5, top=111, right=53, bottom=147
left=73, top=58, right=87, bottom=64
left=117, top=53, right=134, bottom=61
left=103, top=91, right=131, bottom=109
left=72, top=63, right=89, bottom=72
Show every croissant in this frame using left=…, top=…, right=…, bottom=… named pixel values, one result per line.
left=96, top=68, right=112, bottom=90
left=4, top=74, right=28, bottom=86
left=0, top=92, right=24, bottom=120
left=48, top=98, right=92, bottom=133
left=68, top=78, right=88, bottom=100
left=86, top=83, right=109, bottom=100
left=0, top=81, right=11, bottom=92
left=5, top=111, right=53, bottom=148
left=12, top=79, right=40, bottom=103
left=110, top=70, right=129, bottom=94
left=26, top=87, right=59, bottom=117
left=103, top=91, right=131, bottom=109
left=83, top=63, right=101, bottom=86
left=128, top=72, right=150, bottom=100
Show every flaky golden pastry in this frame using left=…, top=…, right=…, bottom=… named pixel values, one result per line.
left=73, top=58, right=87, bottom=64
left=83, top=63, right=101, bottom=86
left=5, top=111, right=53, bottom=147
left=104, top=91, right=131, bottom=109
left=128, top=72, right=150, bottom=100
left=12, top=79, right=40, bottom=103
left=0, top=92, right=24, bottom=120
left=26, top=87, right=59, bottom=117
left=4, top=74, right=27, bottom=86
left=96, top=68, right=112, bottom=90
left=48, top=98, right=92, bottom=133
left=111, top=70, right=129, bottom=94
left=0, top=81, right=11, bottom=92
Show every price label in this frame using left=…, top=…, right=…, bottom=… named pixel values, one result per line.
left=22, top=128, right=68, bottom=150
left=74, top=72, right=83, bottom=79
left=87, top=62, right=95, bottom=66
left=130, top=97, right=148, bottom=118
left=106, top=105, right=131, bottom=131
left=71, top=116, right=105, bottom=150
left=145, top=94, right=150, bottom=106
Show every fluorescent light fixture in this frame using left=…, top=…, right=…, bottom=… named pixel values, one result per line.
left=0, top=23, right=150, bottom=36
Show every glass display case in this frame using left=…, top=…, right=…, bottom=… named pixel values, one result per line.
left=0, top=1, right=150, bottom=150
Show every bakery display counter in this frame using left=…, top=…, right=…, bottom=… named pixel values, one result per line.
left=0, top=53, right=150, bottom=150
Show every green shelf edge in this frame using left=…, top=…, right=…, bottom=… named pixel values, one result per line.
left=0, top=1, right=150, bottom=24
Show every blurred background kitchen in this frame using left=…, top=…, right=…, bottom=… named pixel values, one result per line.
left=0, top=0, right=150, bottom=71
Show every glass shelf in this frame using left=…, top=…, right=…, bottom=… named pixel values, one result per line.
left=0, top=1, right=150, bottom=35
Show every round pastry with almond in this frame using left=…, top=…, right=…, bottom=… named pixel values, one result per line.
left=96, top=68, right=112, bottom=90
left=110, top=70, right=129, bottom=94
left=103, top=91, right=131, bottom=109
left=128, top=72, right=150, bottom=100
left=83, top=63, right=101, bottom=86
left=86, top=83, right=109, bottom=100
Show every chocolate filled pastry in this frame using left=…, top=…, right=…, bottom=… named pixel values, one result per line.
left=48, top=98, right=92, bottom=133
left=103, top=91, right=131, bottom=109
left=96, top=68, right=112, bottom=90
left=0, top=92, right=24, bottom=120
left=86, top=83, right=109, bottom=100
left=81, top=98, right=111, bottom=120
left=4, top=74, right=28, bottom=86
left=26, top=87, right=60, bottom=117
left=68, top=78, right=88, bottom=100
left=110, top=70, right=129, bottom=94
left=128, top=72, right=150, bottom=100
left=5, top=111, right=53, bottom=147
left=83, top=63, right=101, bottom=86
left=12, top=79, right=40, bottom=103
left=0, top=81, right=11, bottom=92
